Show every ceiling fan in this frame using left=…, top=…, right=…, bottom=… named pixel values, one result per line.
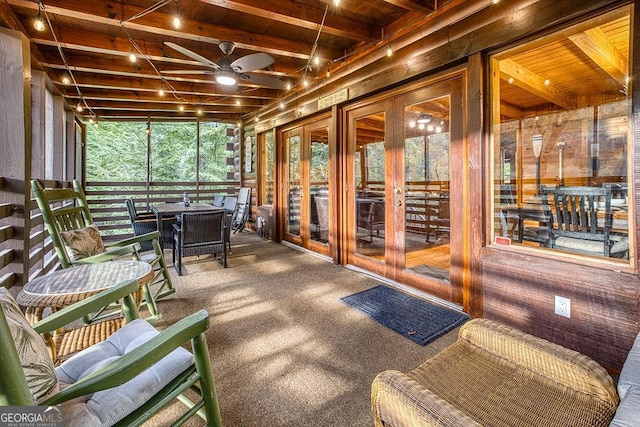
left=163, top=41, right=288, bottom=93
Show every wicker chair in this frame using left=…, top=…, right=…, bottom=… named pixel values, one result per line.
left=172, top=211, right=228, bottom=275
left=125, top=198, right=157, bottom=251
left=372, top=318, right=618, bottom=427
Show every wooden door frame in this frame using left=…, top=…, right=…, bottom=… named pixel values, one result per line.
left=343, top=72, right=470, bottom=307
left=278, top=113, right=333, bottom=256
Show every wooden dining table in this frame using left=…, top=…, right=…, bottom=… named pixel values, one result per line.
left=151, top=202, right=225, bottom=249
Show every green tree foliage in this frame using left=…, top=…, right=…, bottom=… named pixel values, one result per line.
left=86, top=121, right=231, bottom=183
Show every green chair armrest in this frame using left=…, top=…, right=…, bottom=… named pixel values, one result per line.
left=107, top=231, right=161, bottom=248
left=44, top=310, right=210, bottom=406
left=32, top=280, right=140, bottom=334
left=72, top=244, right=142, bottom=265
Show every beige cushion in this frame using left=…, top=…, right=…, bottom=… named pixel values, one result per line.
left=60, top=224, right=106, bottom=262
left=0, top=287, right=59, bottom=403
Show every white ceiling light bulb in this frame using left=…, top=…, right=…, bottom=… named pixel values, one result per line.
left=197, top=108, right=203, bottom=115
left=158, top=89, right=165, bottom=96
left=62, top=76, right=71, bottom=85
left=333, top=0, right=340, bottom=6
left=286, top=82, right=292, bottom=90
left=172, top=16, right=181, bottom=29
left=216, top=70, right=237, bottom=86
left=129, top=51, right=137, bottom=63
left=76, top=104, right=83, bottom=113
left=34, top=14, right=45, bottom=32
left=314, top=56, right=320, bottom=66
left=386, top=46, right=393, bottom=57
left=179, top=105, right=185, bottom=112
left=236, top=100, right=240, bottom=106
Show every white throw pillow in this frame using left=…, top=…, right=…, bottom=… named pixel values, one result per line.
left=0, top=287, right=59, bottom=403
left=60, top=224, right=106, bottom=262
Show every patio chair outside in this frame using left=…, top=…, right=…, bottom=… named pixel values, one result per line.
left=541, top=185, right=629, bottom=258
left=0, top=280, right=222, bottom=427
left=231, top=187, right=252, bottom=233
left=31, top=180, right=174, bottom=320
left=173, top=211, right=228, bottom=275
left=212, top=195, right=225, bottom=207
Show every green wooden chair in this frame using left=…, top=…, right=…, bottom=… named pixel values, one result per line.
left=31, top=179, right=175, bottom=320
left=0, top=281, right=223, bottom=427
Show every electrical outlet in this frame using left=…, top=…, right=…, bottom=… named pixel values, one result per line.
left=555, top=296, right=571, bottom=318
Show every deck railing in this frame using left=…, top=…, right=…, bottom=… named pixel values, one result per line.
left=85, top=181, right=239, bottom=238
left=0, top=177, right=238, bottom=289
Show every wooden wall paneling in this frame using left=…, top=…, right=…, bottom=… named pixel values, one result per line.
left=0, top=28, right=30, bottom=288
left=482, top=247, right=638, bottom=372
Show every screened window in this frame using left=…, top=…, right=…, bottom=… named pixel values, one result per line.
left=491, top=5, right=632, bottom=262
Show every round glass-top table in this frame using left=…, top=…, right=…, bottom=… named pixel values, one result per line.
left=17, top=260, right=153, bottom=323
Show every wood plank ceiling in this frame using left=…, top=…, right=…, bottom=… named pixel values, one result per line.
left=0, top=0, right=445, bottom=123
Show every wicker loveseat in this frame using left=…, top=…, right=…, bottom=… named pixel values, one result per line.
left=371, top=318, right=634, bottom=427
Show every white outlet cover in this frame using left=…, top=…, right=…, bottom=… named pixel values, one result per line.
left=555, top=296, right=571, bottom=318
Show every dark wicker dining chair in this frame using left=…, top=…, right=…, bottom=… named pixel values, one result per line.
left=172, top=211, right=228, bottom=275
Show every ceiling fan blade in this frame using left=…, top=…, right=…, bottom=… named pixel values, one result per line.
left=164, top=42, right=220, bottom=69
left=239, top=73, right=288, bottom=90
left=231, top=53, right=274, bottom=73
left=160, top=69, right=215, bottom=75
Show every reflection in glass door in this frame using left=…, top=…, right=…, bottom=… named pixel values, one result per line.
left=403, top=97, right=451, bottom=282
left=282, top=118, right=331, bottom=256
left=309, top=128, right=330, bottom=246
left=285, top=132, right=301, bottom=237
left=353, top=113, right=386, bottom=265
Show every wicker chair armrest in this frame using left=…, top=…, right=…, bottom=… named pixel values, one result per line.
left=459, top=319, right=618, bottom=404
left=372, top=370, right=481, bottom=427
left=32, top=280, right=140, bottom=334
left=43, top=309, right=210, bottom=406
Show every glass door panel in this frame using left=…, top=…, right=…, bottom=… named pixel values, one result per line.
left=286, top=133, right=301, bottom=237
left=309, top=128, right=329, bottom=245
left=354, top=113, right=386, bottom=264
left=403, top=97, right=451, bottom=283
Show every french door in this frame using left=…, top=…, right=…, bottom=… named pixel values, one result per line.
left=281, top=116, right=332, bottom=256
left=345, top=78, right=465, bottom=304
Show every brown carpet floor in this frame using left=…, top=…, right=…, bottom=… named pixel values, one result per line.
left=146, top=232, right=460, bottom=426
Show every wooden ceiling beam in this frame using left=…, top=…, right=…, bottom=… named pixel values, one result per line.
left=63, top=90, right=266, bottom=107
left=195, top=0, right=378, bottom=42
left=30, top=25, right=302, bottom=76
left=380, top=0, right=435, bottom=15
left=499, top=58, right=577, bottom=110
left=568, top=28, right=628, bottom=89
left=38, top=48, right=295, bottom=84
left=54, top=71, right=278, bottom=99
left=76, top=99, right=252, bottom=113
left=43, top=61, right=287, bottom=94
left=91, top=110, right=241, bottom=121
left=7, top=0, right=327, bottom=60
